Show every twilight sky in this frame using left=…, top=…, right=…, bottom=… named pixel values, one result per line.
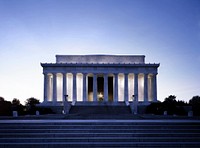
left=0, top=0, right=200, bottom=104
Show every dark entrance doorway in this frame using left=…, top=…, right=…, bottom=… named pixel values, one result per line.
left=108, top=76, right=113, bottom=101
left=87, top=75, right=113, bottom=102
left=88, top=76, right=93, bottom=101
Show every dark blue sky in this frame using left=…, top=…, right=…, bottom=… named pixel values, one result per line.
left=0, top=0, right=200, bottom=103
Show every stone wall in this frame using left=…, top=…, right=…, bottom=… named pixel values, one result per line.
left=56, top=55, right=145, bottom=64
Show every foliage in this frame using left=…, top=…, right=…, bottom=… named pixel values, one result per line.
left=25, top=97, right=40, bottom=107
left=146, top=95, right=188, bottom=115
left=37, top=107, right=54, bottom=115
left=0, top=98, right=12, bottom=116
left=0, top=97, right=54, bottom=116
left=164, top=95, right=177, bottom=104
left=162, top=95, right=177, bottom=115
left=11, top=98, right=25, bottom=115
left=0, top=97, right=5, bottom=102
left=12, top=98, right=20, bottom=106
left=25, top=97, right=40, bottom=115
left=189, top=96, right=200, bottom=116
left=145, top=102, right=164, bottom=115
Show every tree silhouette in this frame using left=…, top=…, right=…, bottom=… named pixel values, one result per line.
left=189, top=96, right=200, bottom=116
left=12, top=98, right=20, bottom=106
left=0, top=97, right=12, bottom=116
left=11, top=98, right=25, bottom=115
left=0, top=97, right=5, bottom=102
left=25, top=97, right=40, bottom=114
left=25, top=97, right=40, bottom=107
left=164, top=95, right=177, bottom=104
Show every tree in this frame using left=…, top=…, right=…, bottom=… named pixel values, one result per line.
left=25, top=97, right=40, bottom=107
left=12, top=98, right=20, bottom=106
left=25, top=97, right=40, bottom=115
left=0, top=97, right=5, bottom=102
left=163, top=95, right=177, bottom=115
left=164, top=95, right=177, bottom=104
left=189, top=96, right=200, bottom=105
left=11, top=98, right=25, bottom=115
left=189, top=96, right=200, bottom=116
left=0, top=97, right=12, bottom=116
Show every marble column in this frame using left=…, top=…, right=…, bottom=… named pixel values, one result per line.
left=124, top=73, right=129, bottom=102
left=43, top=73, right=48, bottom=102
left=134, top=73, right=138, bottom=102
left=153, top=73, right=157, bottom=102
left=53, top=73, right=57, bottom=103
left=104, top=74, right=108, bottom=102
left=114, top=73, right=118, bottom=102
left=73, top=73, right=77, bottom=102
left=93, top=74, right=97, bottom=101
left=144, top=73, right=148, bottom=103
left=62, top=73, right=67, bottom=102
left=83, top=73, right=87, bottom=102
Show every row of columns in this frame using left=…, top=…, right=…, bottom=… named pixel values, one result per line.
left=43, top=72, right=157, bottom=103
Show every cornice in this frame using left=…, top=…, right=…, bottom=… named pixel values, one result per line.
left=41, top=63, right=160, bottom=67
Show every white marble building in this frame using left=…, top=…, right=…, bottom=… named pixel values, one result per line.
left=41, top=55, right=159, bottom=105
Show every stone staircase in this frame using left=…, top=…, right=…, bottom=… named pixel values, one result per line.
left=0, top=120, right=200, bottom=147
left=67, top=102, right=135, bottom=119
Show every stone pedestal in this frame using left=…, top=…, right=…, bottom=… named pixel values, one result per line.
left=36, top=111, right=40, bottom=116
left=12, top=111, right=18, bottom=117
left=188, top=111, right=193, bottom=117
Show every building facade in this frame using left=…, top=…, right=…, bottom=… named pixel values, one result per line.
left=41, top=55, right=159, bottom=105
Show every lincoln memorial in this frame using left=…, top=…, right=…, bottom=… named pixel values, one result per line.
left=41, top=55, right=159, bottom=106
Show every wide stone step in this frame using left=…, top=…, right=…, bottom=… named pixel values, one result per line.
left=0, top=136, right=200, bottom=142
left=1, top=124, right=200, bottom=131
left=1, top=132, right=200, bottom=138
left=0, top=141, right=200, bottom=148
left=1, top=120, right=200, bottom=147
left=1, top=128, right=200, bottom=133
left=0, top=119, right=200, bottom=126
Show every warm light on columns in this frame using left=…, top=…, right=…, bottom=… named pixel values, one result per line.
left=148, top=74, right=153, bottom=101
left=67, top=73, right=73, bottom=101
left=56, top=73, right=63, bottom=101
left=77, top=73, right=83, bottom=101
left=118, top=73, right=124, bottom=101
left=128, top=74, right=134, bottom=101
left=47, top=73, right=53, bottom=101
left=138, top=73, right=144, bottom=101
